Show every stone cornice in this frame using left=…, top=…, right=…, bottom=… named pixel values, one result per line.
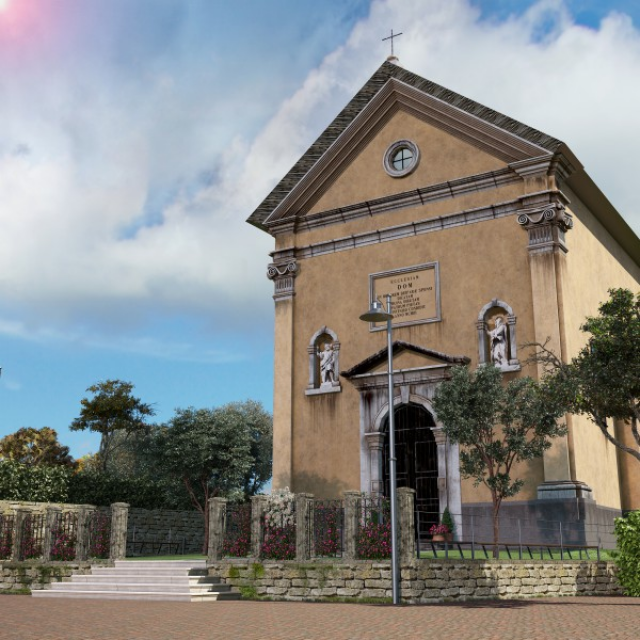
left=270, top=190, right=565, bottom=263
left=342, top=365, right=453, bottom=391
left=342, top=340, right=470, bottom=379
left=266, top=166, right=520, bottom=236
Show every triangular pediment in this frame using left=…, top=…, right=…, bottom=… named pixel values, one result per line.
left=248, top=61, right=562, bottom=232
left=265, top=79, right=553, bottom=227
left=341, top=340, right=469, bottom=379
left=304, top=107, right=513, bottom=217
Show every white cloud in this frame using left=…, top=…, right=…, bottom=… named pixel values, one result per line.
left=0, top=0, right=638, bottom=356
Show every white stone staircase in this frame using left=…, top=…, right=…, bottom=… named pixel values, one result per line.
left=32, top=560, right=241, bottom=602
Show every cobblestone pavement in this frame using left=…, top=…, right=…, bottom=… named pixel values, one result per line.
left=1, top=596, right=638, bottom=640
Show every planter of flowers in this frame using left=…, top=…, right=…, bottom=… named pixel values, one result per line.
left=429, top=523, right=452, bottom=543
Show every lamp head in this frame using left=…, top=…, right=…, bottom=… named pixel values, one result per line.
left=360, top=299, right=393, bottom=322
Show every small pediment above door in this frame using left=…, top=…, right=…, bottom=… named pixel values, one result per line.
left=341, top=340, right=469, bottom=387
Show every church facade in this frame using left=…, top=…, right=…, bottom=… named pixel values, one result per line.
left=248, top=60, right=640, bottom=537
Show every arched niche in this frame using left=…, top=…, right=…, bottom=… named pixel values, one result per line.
left=476, top=299, right=521, bottom=372
left=305, top=326, right=341, bottom=396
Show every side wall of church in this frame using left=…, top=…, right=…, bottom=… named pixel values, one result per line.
left=560, top=185, right=640, bottom=510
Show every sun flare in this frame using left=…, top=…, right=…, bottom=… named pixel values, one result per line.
left=0, top=0, right=9, bottom=12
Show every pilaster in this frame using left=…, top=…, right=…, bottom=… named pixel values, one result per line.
left=267, top=253, right=298, bottom=490
left=42, top=505, right=62, bottom=562
left=207, top=497, right=227, bottom=563
left=364, top=432, right=385, bottom=495
left=109, top=502, right=129, bottom=561
left=295, top=493, right=313, bottom=561
left=342, top=491, right=360, bottom=561
left=75, top=505, right=95, bottom=562
left=518, top=197, right=572, bottom=482
left=432, top=427, right=449, bottom=510
left=11, top=508, right=30, bottom=562
left=250, top=495, right=269, bottom=558
left=397, top=487, right=416, bottom=564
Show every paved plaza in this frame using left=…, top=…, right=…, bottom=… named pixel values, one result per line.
left=1, top=595, right=638, bottom=640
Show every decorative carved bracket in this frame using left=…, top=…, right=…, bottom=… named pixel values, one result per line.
left=267, top=258, right=298, bottom=301
left=517, top=202, right=573, bottom=254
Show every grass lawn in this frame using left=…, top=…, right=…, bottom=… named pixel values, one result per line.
left=418, top=548, right=616, bottom=561
left=123, top=551, right=616, bottom=562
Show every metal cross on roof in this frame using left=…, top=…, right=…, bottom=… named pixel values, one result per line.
left=382, top=29, right=403, bottom=57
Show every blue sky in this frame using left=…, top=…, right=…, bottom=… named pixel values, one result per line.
left=1, top=0, right=639, bottom=459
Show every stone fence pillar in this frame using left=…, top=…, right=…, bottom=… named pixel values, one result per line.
left=207, top=497, right=227, bottom=563
left=295, top=493, right=313, bottom=561
left=343, top=491, right=360, bottom=561
left=11, top=508, right=31, bottom=562
left=110, top=502, right=129, bottom=560
left=250, top=495, right=269, bottom=558
left=397, top=487, right=416, bottom=564
left=75, top=505, right=96, bottom=562
left=42, top=505, right=62, bottom=562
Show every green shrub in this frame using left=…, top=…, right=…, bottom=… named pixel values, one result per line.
left=441, top=506, right=455, bottom=537
left=238, top=585, right=258, bottom=599
left=614, top=510, right=640, bottom=596
left=0, top=460, right=70, bottom=502
left=67, top=471, right=191, bottom=509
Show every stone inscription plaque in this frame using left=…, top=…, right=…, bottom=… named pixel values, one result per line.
left=369, top=262, right=440, bottom=330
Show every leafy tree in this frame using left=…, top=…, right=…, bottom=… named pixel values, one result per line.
left=432, top=364, right=567, bottom=555
left=238, top=400, right=273, bottom=497
left=152, top=401, right=273, bottom=550
left=76, top=453, right=101, bottom=474
left=533, top=289, right=640, bottom=463
left=70, top=380, right=155, bottom=472
left=0, top=427, right=75, bottom=468
left=67, top=470, right=191, bottom=510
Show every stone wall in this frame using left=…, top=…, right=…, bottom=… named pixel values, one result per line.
left=208, top=559, right=622, bottom=603
left=461, top=499, right=619, bottom=548
left=127, top=508, right=204, bottom=555
left=0, top=500, right=88, bottom=513
left=0, top=562, right=109, bottom=592
left=1, top=501, right=204, bottom=557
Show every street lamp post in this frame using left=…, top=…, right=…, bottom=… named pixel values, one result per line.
left=359, top=294, right=399, bottom=605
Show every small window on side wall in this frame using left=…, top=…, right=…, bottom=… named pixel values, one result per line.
left=305, top=326, right=341, bottom=396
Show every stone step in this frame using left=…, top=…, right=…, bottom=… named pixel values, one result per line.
left=46, top=581, right=233, bottom=594
left=117, top=560, right=206, bottom=568
left=31, top=560, right=238, bottom=603
left=32, top=589, right=241, bottom=602
left=71, top=575, right=221, bottom=585
left=90, top=568, right=208, bottom=577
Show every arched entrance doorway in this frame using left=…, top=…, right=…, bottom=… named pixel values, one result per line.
left=382, top=403, right=440, bottom=534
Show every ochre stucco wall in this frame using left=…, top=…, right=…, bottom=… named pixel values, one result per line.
left=559, top=185, right=640, bottom=509
left=307, top=109, right=507, bottom=215
left=286, top=213, right=543, bottom=499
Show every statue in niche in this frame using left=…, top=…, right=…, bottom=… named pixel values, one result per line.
left=317, top=342, right=336, bottom=384
left=487, top=317, right=508, bottom=366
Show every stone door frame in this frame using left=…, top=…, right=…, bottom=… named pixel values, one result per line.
left=348, top=365, right=463, bottom=537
